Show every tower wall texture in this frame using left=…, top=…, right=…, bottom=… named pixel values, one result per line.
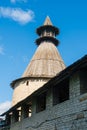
left=12, top=78, right=49, bottom=106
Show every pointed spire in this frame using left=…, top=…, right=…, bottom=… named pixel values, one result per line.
left=44, top=16, right=53, bottom=25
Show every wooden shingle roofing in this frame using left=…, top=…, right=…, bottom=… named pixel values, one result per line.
left=22, top=42, right=65, bottom=78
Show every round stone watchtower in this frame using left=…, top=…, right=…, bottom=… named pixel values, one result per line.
left=11, top=16, right=66, bottom=106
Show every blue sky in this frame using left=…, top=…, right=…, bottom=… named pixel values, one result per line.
left=0, top=0, right=87, bottom=114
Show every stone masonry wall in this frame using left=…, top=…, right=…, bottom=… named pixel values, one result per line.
left=10, top=72, right=87, bottom=130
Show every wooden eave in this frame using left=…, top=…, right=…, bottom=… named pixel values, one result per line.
left=35, top=36, right=59, bottom=46
left=36, top=25, right=59, bottom=36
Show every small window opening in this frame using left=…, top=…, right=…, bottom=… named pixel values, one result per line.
left=41, top=32, right=44, bottom=37
left=80, top=69, right=87, bottom=94
left=13, top=110, right=19, bottom=122
left=36, top=92, right=46, bottom=113
left=22, top=103, right=32, bottom=118
left=46, top=32, right=50, bottom=36
left=53, top=79, right=69, bottom=106
left=12, top=107, right=22, bottom=122
left=26, top=81, right=29, bottom=86
left=6, top=114, right=11, bottom=126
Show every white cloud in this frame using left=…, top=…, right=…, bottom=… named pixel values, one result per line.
left=0, top=101, right=11, bottom=116
left=0, top=7, right=34, bottom=24
left=11, top=0, right=27, bottom=3
left=0, top=46, right=4, bottom=55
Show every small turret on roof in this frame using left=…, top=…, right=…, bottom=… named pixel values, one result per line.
left=36, top=16, right=59, bottom=46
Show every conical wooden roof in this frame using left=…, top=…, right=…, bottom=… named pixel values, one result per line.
left=22, top=42, right=65, bottom=78
left=22, top=17, right=66, bottom=78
